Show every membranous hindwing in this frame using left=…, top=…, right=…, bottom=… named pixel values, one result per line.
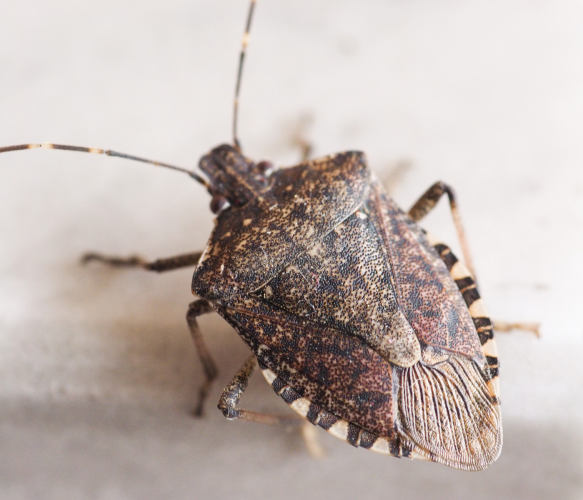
left=192, top=146, right=502, bottom=471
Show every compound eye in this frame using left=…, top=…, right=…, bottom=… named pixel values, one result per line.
left=210, top=195, right=230, bottom=214
left=257, top=160, right=274, bottom=176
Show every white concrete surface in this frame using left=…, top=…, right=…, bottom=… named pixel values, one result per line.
left=0, top=0, right=582, bottom=498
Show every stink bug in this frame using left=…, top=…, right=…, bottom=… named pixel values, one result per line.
left=0, top=1, right=504, bottom=471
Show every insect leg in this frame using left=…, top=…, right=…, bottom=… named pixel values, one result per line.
left=187, top=299, right=219, bottom=417
left=292, top=113, right=314, bottom=162
left=218, top=355, right=302, bottom=425
left=408, top=181, right=476, bottom=281
left=381, top=159, right=411, bottom=194
left=492, top=320, right=540, bottom=337
left=411, top=184, right=540, bottom=338
left=82, top=251, right=202, bottom=273
left=301, top=421, right=326, bottom=458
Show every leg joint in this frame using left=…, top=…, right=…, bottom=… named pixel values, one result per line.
left=187, top=299, right=214, bottom=320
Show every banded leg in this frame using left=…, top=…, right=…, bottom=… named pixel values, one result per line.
left=187, top=299, right=219, bottom=417
left=416, top=185, right=540, bottom=339
left=82, top=251, right=202, bottom=273
left=492, top=320, right=540, bottom=337
left=408, top=181, right=476, bottom=281
left=297, top=136, right=313, bottom=163
left=218, top=355, right=302, bottom=425
left=301, top=421, right=326, bottom=458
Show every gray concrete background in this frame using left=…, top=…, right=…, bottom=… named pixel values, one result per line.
left=0, top=0, right=582, bottom=498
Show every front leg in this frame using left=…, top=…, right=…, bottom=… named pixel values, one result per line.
left=82, top=251, right=202, bottom=272
left=187, top=299, right=219, bottom=416
left=492, top=321, right=540, bottom=337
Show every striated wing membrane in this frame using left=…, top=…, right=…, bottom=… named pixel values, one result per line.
left=398, top=353, right=502, bottom=470
left=217, top=292, right=501, bottom=469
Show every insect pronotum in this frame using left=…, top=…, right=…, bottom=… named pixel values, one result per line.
left=1, top=1, right=507, bottom=470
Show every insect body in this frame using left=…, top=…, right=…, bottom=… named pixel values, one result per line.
left=193, top=144, right=501, bottom=471
left=1, top=0, right=501, bottom=471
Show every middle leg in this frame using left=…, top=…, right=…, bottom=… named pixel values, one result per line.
left=187, top=299, right=219, bottom=417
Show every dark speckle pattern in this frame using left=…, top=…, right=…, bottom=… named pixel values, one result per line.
left=263, top=208, right=420, bottom=367
left=316, top=410, right=340, bottom=430
left=430, top=241, right=500, bottom=381
left=271, top=377, right=286, bottom=394
left=347, top=423, right=361, bottom=447
left=368, top=180, right=484, bottom=365
left=280, top=386, right=301, bottom=404
left=359, top=430, right=379, bottom=449
left=193, top=148, right=502, bottom=470
left=216, top=292, right=395, bottom=437
left=193, top=145, right=369, bottom=298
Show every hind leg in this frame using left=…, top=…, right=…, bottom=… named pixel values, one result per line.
left=218, top=355, right=302, bottom=425
left=218, top=356, right=327, bottom=456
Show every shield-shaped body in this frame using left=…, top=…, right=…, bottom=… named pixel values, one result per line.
left=193, top=144, right=501, bottom=471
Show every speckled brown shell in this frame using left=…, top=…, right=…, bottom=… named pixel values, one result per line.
left=194, top=146, right=369, bottom=298
left=192, top=145, right=502, bottom=471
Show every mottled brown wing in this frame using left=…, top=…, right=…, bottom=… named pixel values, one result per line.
left=198, top=150, right=500, bottom=469
left=215, top=292, right=501, bottom=470
left=367, top=178, right=485, bottom=366
left=193, top=152, right=369, bottom=298
left=259, top=208, right=421, bottom=368
left=215, top=293, right=396, bottom=438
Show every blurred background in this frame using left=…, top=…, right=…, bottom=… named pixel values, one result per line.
left=0, top=0, right=582, bottom=498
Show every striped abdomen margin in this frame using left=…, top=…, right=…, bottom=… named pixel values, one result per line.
left=258, top=232, right=499, bottom=457
left=258, top=360, right=417, bottom=458
left=424, top=231, right=501, bottom=405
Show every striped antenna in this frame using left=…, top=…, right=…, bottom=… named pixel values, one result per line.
left=0, top=143, right=211, bottom=189
left=0, top=4, right=262, bottom=188
left=233, top=0, right=257, bottom=152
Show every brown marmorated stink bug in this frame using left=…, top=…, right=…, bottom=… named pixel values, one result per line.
left=1, top=0, right=528, bottom=471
